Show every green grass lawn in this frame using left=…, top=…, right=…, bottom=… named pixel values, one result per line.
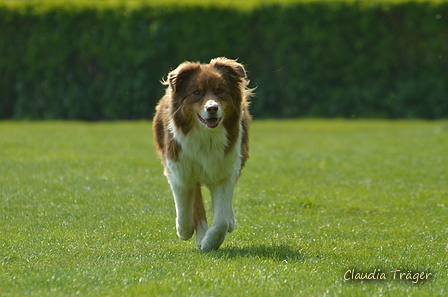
left=1, top=120, right=447, bottom=296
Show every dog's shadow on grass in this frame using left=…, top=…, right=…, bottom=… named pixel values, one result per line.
left=202, top=244, right=304, bottom=262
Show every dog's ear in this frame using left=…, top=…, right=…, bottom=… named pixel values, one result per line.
left=210, top=57, right=247, bottom=80
left=164, top=62, right=200, bottom=93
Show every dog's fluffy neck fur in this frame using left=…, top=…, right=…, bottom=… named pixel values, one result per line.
left=167, top=117, right=242, bottom=185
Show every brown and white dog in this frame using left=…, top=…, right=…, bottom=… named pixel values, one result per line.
left=153, top=57, right=252, bottom=251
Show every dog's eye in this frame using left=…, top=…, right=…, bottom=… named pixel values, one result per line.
left=193, top=90, right=201, bottom=96
left=215, top=88, right=224, bottom=95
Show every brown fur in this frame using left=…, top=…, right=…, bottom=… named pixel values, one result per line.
left=153, top=57, right=252, bottom=166
left=152, top=57, right=252, bottom=251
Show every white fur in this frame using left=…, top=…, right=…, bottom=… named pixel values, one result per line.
left=202, top=99, right=223, bottom=118
left=165, top=116, right=242, bottom=251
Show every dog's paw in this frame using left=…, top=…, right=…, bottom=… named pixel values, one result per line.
left=195, top=220, right=208, bottom=249
left=199, top=225, right=227, bottom=251
left=199, top=238, right=221, bottom=252
left=177, top=224, right=194, bottom=240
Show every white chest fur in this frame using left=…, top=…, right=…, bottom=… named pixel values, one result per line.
left=166, top=120, right=242, bottom=186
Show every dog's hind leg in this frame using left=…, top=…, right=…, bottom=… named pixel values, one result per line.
left=193, top=182, right=208, bottom=250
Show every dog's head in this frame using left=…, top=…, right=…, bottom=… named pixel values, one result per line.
left=164, top=57, right=249, bottom=134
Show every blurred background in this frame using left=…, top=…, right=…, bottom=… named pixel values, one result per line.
left=1, top=0, right=447, bottom=120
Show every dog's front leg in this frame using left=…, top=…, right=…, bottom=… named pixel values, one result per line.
left=193, top=182, right=209, bottom=249
left=169, top=181, right=195, bottom=241
left=200, top=179, right=236, bottom=251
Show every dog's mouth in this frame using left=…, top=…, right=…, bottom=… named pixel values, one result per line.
left=197, top=114, right=221, bottom=128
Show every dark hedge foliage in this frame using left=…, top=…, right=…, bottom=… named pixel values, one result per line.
left=1, top=2, right=447, bottom=119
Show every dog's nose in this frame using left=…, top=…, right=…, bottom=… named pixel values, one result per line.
left=206, top=105, right=218, bottom=114
left=205, top=100, right=219, bottom=114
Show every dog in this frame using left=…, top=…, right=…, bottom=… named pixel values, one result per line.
left=153, top=57, right=252, bottom=251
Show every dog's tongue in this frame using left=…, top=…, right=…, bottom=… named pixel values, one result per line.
left=205, top=118, right=219, bottom=128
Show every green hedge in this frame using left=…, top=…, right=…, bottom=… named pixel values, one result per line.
left=1, top=2, right=447, bottom=119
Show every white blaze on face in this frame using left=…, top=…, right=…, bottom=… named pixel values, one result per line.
left=197, top=99, right=223, bottom=129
